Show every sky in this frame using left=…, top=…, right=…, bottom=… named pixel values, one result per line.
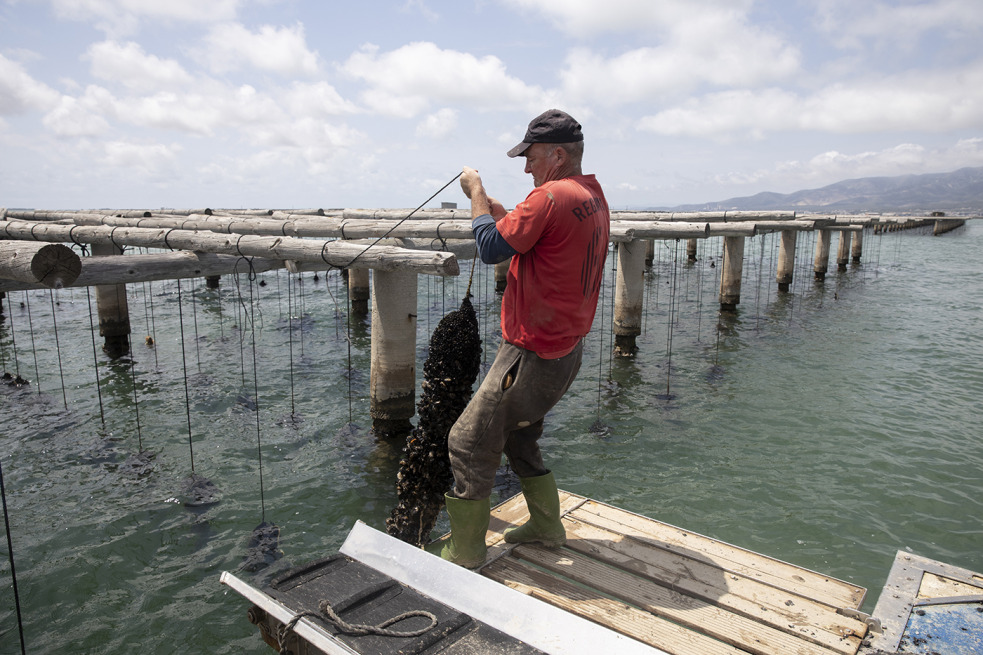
left=1, top=0, right=981, bottom=211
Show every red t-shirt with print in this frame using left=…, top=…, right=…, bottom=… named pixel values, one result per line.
left=495, top=174, right=610, bottom=358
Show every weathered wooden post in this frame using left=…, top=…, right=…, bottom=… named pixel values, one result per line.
left=613, top=240, right=645, bottom=356
left=813, top=229, right=832, bottom=280
left=645, top=240, right=655, bottom=267
left=348, top=268, right=370, bottom=315
left=718, top=236, right=745, bottom=312
left=776, top=230, right=797, bottom=293
left=851, top=228, right=863, bottom=263
left=494, top=260, right=508, bottom=292
left=836, top=230, right=852, bottom=271
left=205, top=275, right=220, bottom=289
left=91, top=241, right=131, bottom=356
left=0, top=242, right=81, bottom=288
left=686, top=238, right=698, bottom=261
left=370, top=270, right=417, bottom=438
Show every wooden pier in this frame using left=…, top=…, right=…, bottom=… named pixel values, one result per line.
left=437, top=491, right=870, bottom=655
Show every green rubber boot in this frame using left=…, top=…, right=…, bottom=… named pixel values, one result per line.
left=439, top=493, right=490, bottom=569
left=503, top=471, right=566, bottom=547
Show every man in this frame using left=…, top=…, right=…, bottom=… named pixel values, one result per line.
left=441, top=109, right=610, bottom=568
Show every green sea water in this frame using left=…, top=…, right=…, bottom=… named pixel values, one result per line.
left=1, top=221, right=981, bottom=653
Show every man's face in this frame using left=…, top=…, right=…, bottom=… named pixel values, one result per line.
left=523, top=143, right=560, bottom=188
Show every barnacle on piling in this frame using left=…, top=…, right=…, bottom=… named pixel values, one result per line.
left=386, top=296, right=482, bottom=547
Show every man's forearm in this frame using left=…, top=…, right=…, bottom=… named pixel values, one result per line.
left=469, top=183, right=492, bottom=220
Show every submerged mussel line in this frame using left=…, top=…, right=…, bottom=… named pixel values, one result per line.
left=386, top=295, right=482, bottom=547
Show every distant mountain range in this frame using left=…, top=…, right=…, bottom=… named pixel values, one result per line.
left=658, top=166, right=983, bottom=213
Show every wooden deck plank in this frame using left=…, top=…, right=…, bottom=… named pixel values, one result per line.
left=571, top=500, right=865, bottom=610
left=510, top=545, right=846, bottom=655
left=561, top=517, right=866, bottom=654
left=483, top=556, right=749, bottom=655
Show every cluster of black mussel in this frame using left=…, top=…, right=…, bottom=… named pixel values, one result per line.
left=386, top=296, right=482, bottom=547
left=2, top=371, right=30, bottom=387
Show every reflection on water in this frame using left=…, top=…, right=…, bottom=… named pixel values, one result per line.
left=1, top=222, right=982, bottom=652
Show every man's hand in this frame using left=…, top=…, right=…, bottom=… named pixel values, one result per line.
left=460, top=166, right=482, bottom=199
left=487, top=196, right=507, bottom=220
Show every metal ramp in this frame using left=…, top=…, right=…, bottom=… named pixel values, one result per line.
left=862, top=550, right=983, bottom=654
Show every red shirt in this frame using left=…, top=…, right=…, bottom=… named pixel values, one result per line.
left=496, top=174, right=610, bottom=358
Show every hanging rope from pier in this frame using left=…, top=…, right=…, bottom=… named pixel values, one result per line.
left=21, top=292, right=41, bottom=395
left=176, top=277, right=220, bottom=507
left=238, top=263, right=282, bottom=573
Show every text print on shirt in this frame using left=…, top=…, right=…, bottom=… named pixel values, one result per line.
left=581, top=225, right=607, bottom=299
left=572, top=195, right=606, bottom=222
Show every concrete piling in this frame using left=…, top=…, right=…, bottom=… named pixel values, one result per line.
left=775, top=230, right=797, bottom=293
left=613, top=240, right=646, bottom=356
left=813, top=230, right=832, bottom=280
left=369, top=270, right=417, bottom=438
left=719, top=236, right=745, bottom=312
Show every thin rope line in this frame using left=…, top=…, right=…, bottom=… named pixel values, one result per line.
left=84, top=285, right=106, bottom=427
left=247, top=272, right=266, bottom=522
left=22, top=292, right=41, bottom=395
left=48, top=290, right=68, bottom=408
left=0, top=457, right=27, bottom=655
left=176, top=279, right=196, bottom=472
left=343, top=172, right=462, bottom=269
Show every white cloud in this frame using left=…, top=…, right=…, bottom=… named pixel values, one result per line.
left=100, top=139, right=182, bottom=173
left=0, top=53, right=60, bottom=115
left=282, top=81, right=359, bottom=117
left=639, top=63, right=983, bottom=138
left=199, top=22, right=321, bottom=76
left=501, top=0, right=752, bottom=37
left=416, top=108, right=458, bottom=139
left=87, top=41, right=194, bottom=91
left=341, top=42, right=548, bottom=117
left=42, top=87, right=113, bottom=136
left=553, top=3, right=799, bottom=104
left=50, top=0, right=241, bottom=35
left=814, top=0, right=983, bottom=50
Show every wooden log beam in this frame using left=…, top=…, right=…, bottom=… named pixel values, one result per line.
left=611, top=221, right=709, bottom=241
left=708, top=222, right=757, bottom=237
left=0, top=251, right=288, bottom=293
left=610, top=210, right=797, bottom=222
left=0, top=221, right=459, bottom=276
left=0, top=242, right=81, bottom=288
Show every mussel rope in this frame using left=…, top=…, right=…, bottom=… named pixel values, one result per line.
left=83, top=284, right=106, bottom=426
left=175, top=278, right=196, bottom=472
left=286, top=270, right=297, bottom=419
left=712, top=238, right=723, bottom=367
left=48, top=289, right=67, bottom=409
left=190, top=278, right=202, bottom=373
left=276, top=601, right=437, bottom=654
left=21, top=292, right=41, bottom=395
left=141, top=264, right=160, bottom=369
left=245, top=265, right=267, bottom=521
left=695, top=239, right=706, bottom=342
left=665, top=239, right=680, bottom=397
left=0, top=457, right=27, bottom=655
left=48, top=290, right=68, bottom=407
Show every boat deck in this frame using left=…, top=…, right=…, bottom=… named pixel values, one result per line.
left=434, top=490, right=871, bottom=655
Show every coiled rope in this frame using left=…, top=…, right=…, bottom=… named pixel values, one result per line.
left=275, top=600, right=437, bottom=654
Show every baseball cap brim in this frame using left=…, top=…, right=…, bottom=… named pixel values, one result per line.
left=507, top=141, right=532, bottom=158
